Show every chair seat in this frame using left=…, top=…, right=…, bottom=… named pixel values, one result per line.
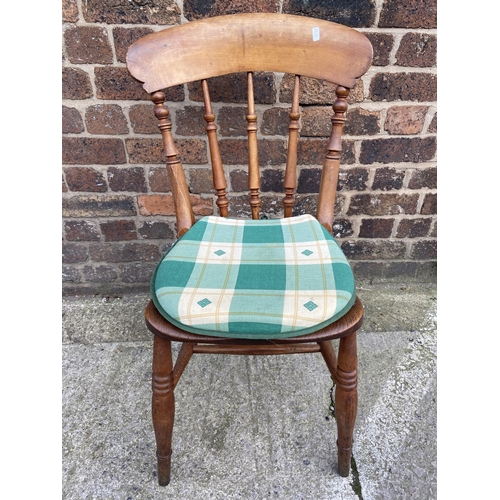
left=151, top=214, right=356, bottom=339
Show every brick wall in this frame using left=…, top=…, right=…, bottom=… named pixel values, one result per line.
left=62, top=0, right=437, bottom=295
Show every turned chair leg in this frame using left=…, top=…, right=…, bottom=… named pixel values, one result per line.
left=152, top=335, right=175, bottom=486
left=335, top=331, right=358, bottom=477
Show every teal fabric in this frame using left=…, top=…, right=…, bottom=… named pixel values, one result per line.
left=151, top=214, right=356, bottom=339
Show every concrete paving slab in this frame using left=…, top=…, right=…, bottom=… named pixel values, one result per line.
left=62, top=283, right=437, bottom=499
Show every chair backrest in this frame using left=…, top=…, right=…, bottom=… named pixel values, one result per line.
left=126, top=13, right=373, bottom=237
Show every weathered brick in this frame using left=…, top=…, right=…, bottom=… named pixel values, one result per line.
left=63, top=137, right=126, bottom=165
left=292, top=194, right=321, bottom=216
left=229, top=169, right=248, bottom=192
left=100, top=220, right=137, bottom=241
left=297, top=168, right=321, bottom=193
left=64, top=167, right=107, bottom=192
left=189, top=73, right=275, bottom=104
left=113, top=27, right=154, bottom=63
left=408, top=168, right=437, bottom=189
left=118, top=262, right=157, bottom=283
left=137, top=194, right=174, bottom=216
left=396, top=218, right=432, bottom=238
left=298, top=138, right=355, bottom=165
left=227, top=194, right=284, bottom=219
left=62, top=243, right=88, bottom=264
left=261, top=168, right=285, bottom=192
left=365, top=33, right=393, bottom=66
left=219, top=139, right=286, bottom=165
left=372, top=167, right=405, bottom=191
left=351, top=261, right=384, bottom=281
left=62, top=68, right=92, bottom=100
left=384, top=261, right=419, bottom=279
left=430, top=221, right=437, bottom=238
left=396, top=33, right=437, bottom=68
left=64, top=26, right=113, bottom=64
left=148, top=167, right=171, bottom=192
left=89, top=242, right=161, bottom=262
left=428, top=113, right=437, bottom=133
left=344, top=108, right=380, bottom=136
left=188, top=168, right=214, bottom=194
left=62, top=0, right=78, bottom=22
left=359, top=218, right=394, bottom=238
left=283, top=0, right=376, bottom=28
left=261, top=108, right=291, bottom=136
left=420, top=193, right=437, bottom=214
left=108, top=166, right=147, bottom=192
left=332, top=219, right=354, bottom=238
left=62, top=106, right=84, bottom=134
left=126, top=138, right=207, bottom=164
left=83, top=265, right=118, bottom=282
left=300, top=107, right=331, bottom=137
left=138, top=221, right=174, bottom=240
left=62, top=195, right=136, bottom=217
left=218, top=107, right=248, bottom=137
left=384, top=106, right=428, bottom=135
left=175, top=106, right=206, bottom=136
left=341, top=240, right=406, bottom=260
left=338, top=167, right=369, bottom=191
left=62, top=266, right=81, bottom=283
left=369, top=73, right=437, bottom=102
left=83, top=0, right=180, bottom=25
left=410, top=240, right=437, bottom=259
left=129, top=104, right=158, bottom=134
left=379, top=0, right=437, bottom=29
left=95, top=67, right=148, bottom=101
left=63, top=176, right=68, bottom=193
left=65, top=220, right=100, bottom=241
left=281, top=75, right=364, bottom=105
left=360, top=137, right=436, bottom=164
left=184, top=0, right=279, bottom=20
left=348, top=193, right=419, bottom=216
left=85, top=104, right=129, bottom=135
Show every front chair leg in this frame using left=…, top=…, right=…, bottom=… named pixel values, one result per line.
left=152, top=335, right=175, bottom=486
left=335, top=331, right=358, bottom=477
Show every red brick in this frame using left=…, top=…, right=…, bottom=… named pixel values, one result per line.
left=138, top=221, right=174, bottom=240
left=348, top=193, right=419, bottom=216
left=175, top=106, right=206, bottom=136
left=298, top=139, right=355, bottom=165
left=82, top=0, right=180, bottom=24
left=338, top=167, right=369, bottom=191
left=384, top=106, right=428, bottom=135
left=95, top=67, right=148, bottom=101
left=261, top=108, right=290, bottom=136
left=113, top=27, right=154, bottom=63
left=126, top=138, right=207, bottom=164
left=129, top=104, right=158, bottom=134
left=420, top=193, right=437, bottom=214
left=62, top=68, right=92, bottom=100
left=219, top=139, right=286, bottom=165
left=189, top=73, right=275, bottom=104
left=137, top=194, right=212, bottom=216
left=301, top=107, right=331, bottom=137
left=62, top=195, right=136, bottom=217
left=108, top=167, right=147, bottom=192
left=62, top=0, right=78, bottom=22
left=344, top=108, right=380, bottom=136
left=408, top=168, right=437, bottom=189
left=85, top=104, right=129, bottom=135
left=89, top=242, right=161, bottom=262
left=184, top=0, right=279, bottom=21
left=369, top=73, right=437, bottom=102
left=428, top=113, right=437, bottom=133
left=410, top=240, right=437, bottom=259
left=62, top=106, right=84, bottom=134
left=63, top=137, right=126, bottom=165
left=372, top=167, right=405, bottom=191
left=283, top=0, right=376, bottom=27
left=218, top=106, right=248, bottom=137
left=396, top=218, right=432, bottom=238
left=65, top=221, right=100, bottom=241
left=64, top=167, right=107, bottom=192
left=359, top=218, right=394, bottom=238
left=396, top=33, right=437, bottom=68
left=100, top=220, right=137, bottom=241
left=365, top=33, right=393, bottom=66
left=148, top=167, right=171, bottom=192
left=332, top=219, right=354, bottom=238
left=64, top=26, right=113, bottom=64
left=360, top=137, right=436, bottom=164
left=188, top=168, right=214, bottom=194
left=379, top=0, right=437, bottom=28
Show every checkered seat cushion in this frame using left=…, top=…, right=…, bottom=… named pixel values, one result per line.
left=151, top=214, right=356, bottom=339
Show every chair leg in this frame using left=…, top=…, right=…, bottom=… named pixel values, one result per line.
left=335, top=331, right=358, bottom=477
left=152, top=335, right=175, bottom=486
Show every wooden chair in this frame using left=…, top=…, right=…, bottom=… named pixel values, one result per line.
left=126, top=13, right=373, bottom=486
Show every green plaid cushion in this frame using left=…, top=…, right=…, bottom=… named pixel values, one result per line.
left=151, top=214, right=356, bottom=339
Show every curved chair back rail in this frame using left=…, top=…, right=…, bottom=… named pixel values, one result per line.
left=126, top=13, right=373, bottom=92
